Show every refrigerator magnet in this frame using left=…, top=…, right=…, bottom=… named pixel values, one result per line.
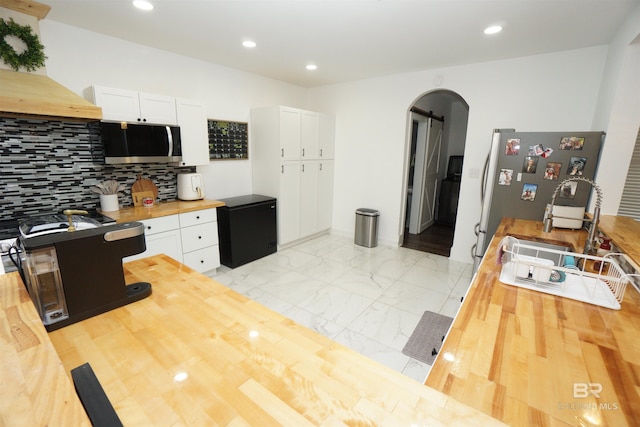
left=529, top=144, right=545, bottom=156
left=505, top=139, right=520, bottom=155
left=568, top=157, right=587, bottom=176
left=559, top=136, right=585, bottom=150
left=523, top=156, right=538, bottom=173
left=498, top=169, right=513, bottom=186
left=521, top=184, right=537, bottom=201
left=544, top=162, right=562, bottom=180
left=559, top=181, right=578, bottom=199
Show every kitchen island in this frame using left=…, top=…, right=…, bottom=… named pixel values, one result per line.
left=426, top=218, right=640, bottom=426
left=1, top=255, right=504, bottom=426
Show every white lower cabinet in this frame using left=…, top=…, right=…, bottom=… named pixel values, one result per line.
left=299, top=161, right=319, bottom=238
left=124, top=208, right=220, bottom=273
left=179, top=210, right=220, bottom=272
left=317, top=160, right=334, bottom=232
left=127, top=215, right=183, bottom=262
left=278, top=162, right=301, bottom=245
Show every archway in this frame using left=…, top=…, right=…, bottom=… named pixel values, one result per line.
left=400, top=90, right=469, bottom=257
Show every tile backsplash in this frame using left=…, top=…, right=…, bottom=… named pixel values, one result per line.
left=0, top=117, right=194, bottom=239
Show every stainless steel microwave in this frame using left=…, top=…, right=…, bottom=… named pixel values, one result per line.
left=99, top=122, right=182, bottom=164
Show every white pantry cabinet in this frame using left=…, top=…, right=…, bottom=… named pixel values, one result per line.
left=87, top=86, right=177, bottom=125
left=251, top=106, right=335, bottom=246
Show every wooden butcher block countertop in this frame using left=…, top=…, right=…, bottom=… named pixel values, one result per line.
left=101, top=199, right=225, bottom=223
left=426, top=218, right=640, bottom=427
left=599, top=214, right=640, bottom=268
left=34, top=255, right=504, bottom=426
left=0, top=273, right=90, bottom=426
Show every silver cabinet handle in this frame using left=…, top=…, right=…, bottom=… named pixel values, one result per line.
left=320, top=163, right=323, bottom=171
left=302, top=148, right=305, bottom=156
left=281, top=165, right=284, bottom=174
left=166, top=126, right=173, bottom=157
left=281, top=148, right=284, bottom=157
left=320, top=149, right=323, bottom=157
left=302, top=164, right=305, bottom=172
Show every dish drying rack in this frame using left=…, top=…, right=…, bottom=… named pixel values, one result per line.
left=498, top=237, right=630, bottom=310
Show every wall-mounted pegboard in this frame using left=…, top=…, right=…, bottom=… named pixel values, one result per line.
left=207, top=119, right=248, bottom=160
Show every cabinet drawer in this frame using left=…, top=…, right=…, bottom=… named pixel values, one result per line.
left=180, top=222, right=219, bottom=253
left=183, top=246, right=220, bottom=273
left=179, top=209, right=217, bottom=228
left=139, top=215, right=180, bottom=235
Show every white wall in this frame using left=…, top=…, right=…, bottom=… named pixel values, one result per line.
left=307, top=46, right=608, bottom=262
left=39, top=20, right=307, bottom=200
left=591, top=3, right=640, bottom=215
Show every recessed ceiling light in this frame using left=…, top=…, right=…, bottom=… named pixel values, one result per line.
left=306, top=64, right=317, bottom=71
left=133, top=0, right=154, bottom=11
left=242, top=40, right=257, bottom=48
left=484, top=25, right=502, bottom=35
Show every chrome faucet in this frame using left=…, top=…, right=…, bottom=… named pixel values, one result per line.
left=542, top=177, right=602, bottom=254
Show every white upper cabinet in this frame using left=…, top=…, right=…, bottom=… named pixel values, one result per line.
left=279, top=107, right=301, bottom=160
left=318, top=113, right=335, bottom=159
left=300, top=111, right=319, bottom=159
left=138, top=92, right=178, bottom=125
left=88, top=86, right=177, bottom=125
left=175, top=98, right=210, bottom=166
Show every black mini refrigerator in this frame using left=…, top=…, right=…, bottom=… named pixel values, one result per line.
left=216, top=195, right=277, bottom=268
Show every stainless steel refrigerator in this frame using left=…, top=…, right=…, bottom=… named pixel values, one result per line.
left=472, top=129, right=605, bottom=271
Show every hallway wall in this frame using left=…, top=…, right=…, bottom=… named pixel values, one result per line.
left=308, top=46, right=608, bottom=262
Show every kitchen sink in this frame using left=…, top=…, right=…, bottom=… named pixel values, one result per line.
left=505, top=235, right=573, bottom=266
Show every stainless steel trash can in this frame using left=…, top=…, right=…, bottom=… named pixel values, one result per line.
left=354, top=208, right=380, bottom=247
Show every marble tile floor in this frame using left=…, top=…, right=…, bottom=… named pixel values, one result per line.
left=207, top=233, right=473, bottom=384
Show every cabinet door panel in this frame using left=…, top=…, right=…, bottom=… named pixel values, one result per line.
left=92, top=86, right=140, bottom=123
left=318, top=113, right=335, bottom=159
left=279, top=108, right=301, bottom=160
left=176, top=98, right=209, bottom=166
left=279, top=162, right=301, bottom=244
left=139, top=92, right=177, bottom=125
left=301, top=111, right=318, bottom=159
left=125, top=229, right=183, bottom=263
left=300, top=161, right=319, bottom=238
left=317, top=160, right=334, bottom=231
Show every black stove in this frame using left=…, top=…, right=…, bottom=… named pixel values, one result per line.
left=18, top=209, right=117, bottom=238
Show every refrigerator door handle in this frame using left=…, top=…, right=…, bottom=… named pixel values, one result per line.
left=478, top=130, right=502, bottom=234
left=473, top=129, right=503, bottom=271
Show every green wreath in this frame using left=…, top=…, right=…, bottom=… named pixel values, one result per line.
left=0, top=18, right=47, bottom=72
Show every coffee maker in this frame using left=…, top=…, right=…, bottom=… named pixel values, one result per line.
left=19, top=220, right=151, bottom=331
